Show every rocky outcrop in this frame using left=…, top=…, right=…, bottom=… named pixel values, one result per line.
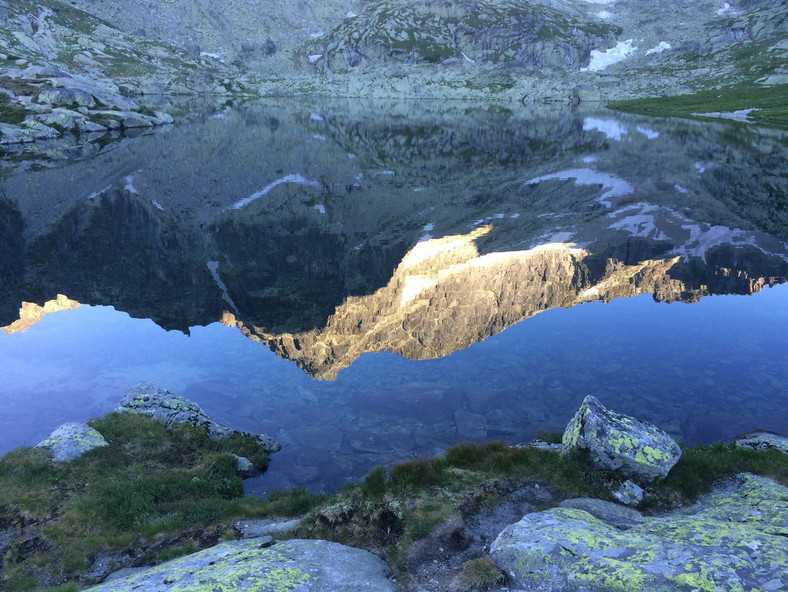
left=491, top=473, right=788, bottom=592
left=562, top=395, right=681, bottom=483
left=734, top=431, right=788, bottom=454
left=83, top=539, right=399, bottom=592
left=116, top=382, right=281, bottom=453
left=36, top=422, right=108, bottom=462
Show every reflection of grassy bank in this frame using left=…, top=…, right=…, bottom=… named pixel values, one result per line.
left=2, top=417, right=787, bottom=591
left=608, top=84, right=788, bottom=128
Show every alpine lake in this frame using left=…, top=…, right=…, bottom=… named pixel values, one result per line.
left=1, top=98, right=786, bottom=495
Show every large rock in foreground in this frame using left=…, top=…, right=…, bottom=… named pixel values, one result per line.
left=491, top=473, right=788, bottom=592
left=36, top=422, right=108, bottom=462
left=117, top=383, right=281, bottom=453
left=562, top=395, right=681, bottom=483
left=84, top=539, right=399, bottom=592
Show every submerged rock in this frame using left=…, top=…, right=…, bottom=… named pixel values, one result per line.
left=491, top=473, right=788, bottom=592
left=562, top=395, right=681, bottom=483
left=36, top=422, right=108, bottom=462
left=83, top=539, right=399, bottom=592
left=116, top=382, right=281, bottom=453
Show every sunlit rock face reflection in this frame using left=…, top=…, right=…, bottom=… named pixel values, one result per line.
left=1, top=99, right=787, bottom=376
left=1, top=295, right=81, bottom=335
left=244, top=225, right=788, bottom=379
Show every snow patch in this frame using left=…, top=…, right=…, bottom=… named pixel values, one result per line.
left=229, top=174, right=320, bottom=210
left=693, top=108, right=759, bottom=122
left=525, top=168, right=634, bottom=208
left=675, top=184, right=689, bottom=194
left=313, top=204, right=326, bottom=214
left=582, top=155, right=598, bottom=164
left=312, top=134, right=326, bottom=141
left=151, top=199, right=164, bottom=211
left=310, top=112, right=324, bottom=122
left=308, top=54, right=323, bottom=64
left=596, top=10, right=614, bottom=19
left=461, top=51, right=476, bottom=64
left=584, top=118, right=627, bottom=141
left=581, top=39, right=637, bottom=72
left=645, top=42, right=671, bottom=56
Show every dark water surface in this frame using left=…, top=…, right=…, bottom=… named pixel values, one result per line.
left=1, top=99, right=787, bottom=493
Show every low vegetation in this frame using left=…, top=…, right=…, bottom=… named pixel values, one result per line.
left=1, top=416, right=787, bottom=591
left=608, top=83, right=788, bottom=128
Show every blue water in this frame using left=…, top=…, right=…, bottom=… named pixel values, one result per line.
left=2, top=283, right=786, bottom=493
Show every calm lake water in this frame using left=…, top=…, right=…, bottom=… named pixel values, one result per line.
left=1, top=99, right=787, bottom=493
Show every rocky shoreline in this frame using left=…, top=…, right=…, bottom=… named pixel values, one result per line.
left=3, top=384, right=786, bottom=591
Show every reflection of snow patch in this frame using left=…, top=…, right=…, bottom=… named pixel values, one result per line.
left=413, top=187, right=424, bottom=192
left=582, top=155, right=598, bottom=164
left=348, top=153, right=356, bottom=159
left=581, top=39, right=636, bottom=72
left=207, top=261, right=239, bottom=314
left=312, top=134, right=326, bottom=141
left=716, top=2, right=743, bottom=15
left=596, top=10, right=614, bottom=19
left=151, top=199, right=164, bottom=211
left=526, top=168, right=634, bottom=208
left=582, top=287, right=601, bottom=299
left=584, top=118, right=627, bottom=141
left=310, top=112, right=324, bottom=122
left=675, top=184, right=689, bottom=194
left=422, top=223, right=435, bottom=232
left=375, top=170, right=396, bottom=176
left=88, top=185, right=111, bottom=199
left=124, top=175, right=138, bottom=194
left=230, top=174, right=320, bottom=210
left=608, top=203, right=788, bottom=263
left=313, top=204, right=326, bottom=214
left=636, top=125, right=659, bottom=139
left=645, top=42, right=671, bottom=56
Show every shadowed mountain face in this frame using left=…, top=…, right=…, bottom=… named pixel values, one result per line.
left=1, top=100, right=787, bottom=376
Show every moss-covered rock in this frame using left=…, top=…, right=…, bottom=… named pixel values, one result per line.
left=83, top=539, right=399, bottom=592
left=491, top=473, right=788, bottom=592
left=562, top=395, right=681, bottom=483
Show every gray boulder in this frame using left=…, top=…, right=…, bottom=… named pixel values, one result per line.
left=562, top=396, right=681, bottom=483
left=83, top=539, right=399, bottom=592
left=491, top=473, right=788, bottom=592
left=36, top=422, right=108, bottom=462
left=611, top=479, right=645, bottom=507
left=37, top=87, right=96, bottom=108
left=116, top=382, right=281, bottom=452
left=734, top=431, right=788, bottom=453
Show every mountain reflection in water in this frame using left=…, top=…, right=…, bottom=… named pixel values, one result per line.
left=1, top=99, right=787, bottom=493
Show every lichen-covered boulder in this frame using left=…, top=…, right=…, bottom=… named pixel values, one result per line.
left=734, top=431, right=788, bottom=454
left=36, top=422, right=108, bottom=462
left=562, top=395, right=681, bottom=482
left=491, top=473, right=788, bottom=592
left=83, top=539, right=399, bottom=592
left=116, top=383, right=281, bottom=453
